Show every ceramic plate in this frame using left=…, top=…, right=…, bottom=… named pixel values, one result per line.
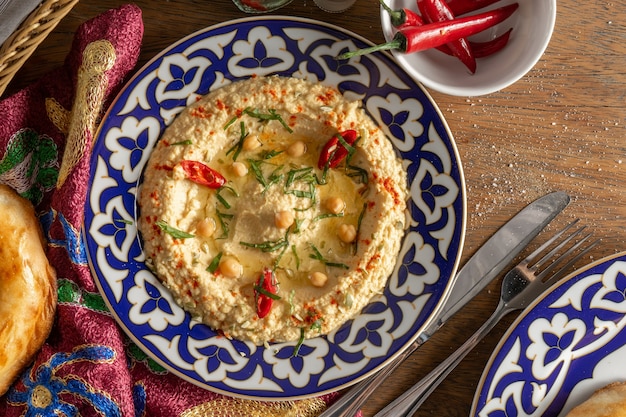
left=83, top=16, right=465, bottom=400
left=472, top=251, right=626, bottom=416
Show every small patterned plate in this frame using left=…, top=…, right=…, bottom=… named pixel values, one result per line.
left=472, top=251, right=626, bottom=416
left=83, top=16, right=465, bottom=399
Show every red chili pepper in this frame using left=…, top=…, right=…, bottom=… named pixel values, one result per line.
left=418, top=0, right=476, bottom=74
left=381, top=1, right=513, bottom=59
left=379, top=0, right=424, bottom=28
left=446, top=0, right=501, bottom=16
left=240, top=0, right=268, bottom=11
left=317, top=129, right=359, bottom=170
left=381, top=0, right=500, bottom=28
left=441, top=27, right=513, bottom=58
left=180, top=160, right=226, bottom=189
left=337, top=3, right=519, bottom=59
left=255, top=268, right=279, bottom=319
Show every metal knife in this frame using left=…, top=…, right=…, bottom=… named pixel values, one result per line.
left=319, top=190, right=570, bottom=417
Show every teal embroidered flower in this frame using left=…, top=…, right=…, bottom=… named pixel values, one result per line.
left=0, top=128, right=59, bottom=205
left=7, top=345, right=121, bottom=416
left=127, top=343, right=167, bottom=374
left=57, top=279, right=108, bottom=312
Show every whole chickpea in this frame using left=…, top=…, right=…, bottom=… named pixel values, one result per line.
left=287, top=140, right=307, bottom=158
left=309, top=271, right=328, bottom=287
left=231, top=161, right=248, bottom=177
left=219, top=256, right=243, bottom=278
left=274, top=210, right=295, bottom=229
left=196, top=217, right=216, bottom=238
left=243, top=134, right=262, bottom=151
left=325, top=196, right=345, bottom=214
left=338, top=223, right=357, bottom=243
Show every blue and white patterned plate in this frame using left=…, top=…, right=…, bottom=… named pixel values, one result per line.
left=83, top=16, right=466, bottom=400
left=472, top=251, right=626, bottom=416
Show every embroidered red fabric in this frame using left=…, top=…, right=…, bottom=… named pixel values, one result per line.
left=0, top=4, right=346, bottom=416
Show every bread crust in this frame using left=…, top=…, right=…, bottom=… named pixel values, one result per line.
left=0, top=184, right=57, bottom=395
left=566, top=381, right=626, bottom=417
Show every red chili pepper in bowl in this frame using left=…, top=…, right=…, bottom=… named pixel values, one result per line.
left=418, top=0, right=476, bottom=73
left=431, top=27, right=513, bottom=58
left=254, top=268, right=279, bottom=319
left=239, top=0, right=268, bottom=11
left=379, top=0, right=424, bottom=28
left=337, top=3, right=519, bottom=60
left=317, top=129, right=359, bottom=169
left=446, top=0, right=501, bottom=16
left=381, top=0, right=500, bottom=27
left=180, top=160, right=226, bottom=189
left=452, top=27, right=513, bottom=58
left=381, top=1, right=514, bottom=59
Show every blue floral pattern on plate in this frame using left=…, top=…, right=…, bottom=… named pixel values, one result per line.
left=83, top=16, right=466, bottom=399
left=472, top=251, right=626, bottom=416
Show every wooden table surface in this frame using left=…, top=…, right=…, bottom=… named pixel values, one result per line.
left=5, top=0, right=625, bottom=415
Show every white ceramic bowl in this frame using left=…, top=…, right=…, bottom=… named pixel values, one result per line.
left=379, top=0, right=556, bottom=96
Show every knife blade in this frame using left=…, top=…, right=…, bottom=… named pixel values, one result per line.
left=319, top=190, right=570, bottom=417
left=418, top=189, right=570, bottom=343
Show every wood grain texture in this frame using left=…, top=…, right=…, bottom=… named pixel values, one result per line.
left=4, top=0, right=625, bottom=415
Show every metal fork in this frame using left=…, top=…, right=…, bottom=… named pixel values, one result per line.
left=374, top=219, right=600, bottom=417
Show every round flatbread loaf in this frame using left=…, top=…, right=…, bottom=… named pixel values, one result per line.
left=0, top=184, right=57, bottom=395
left=566, top=381, right=626, bottom=417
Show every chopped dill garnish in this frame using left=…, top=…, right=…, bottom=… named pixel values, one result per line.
left=206, top=252, right=223, bottom=273
left=313, top=212, right=344, bottom=222
left=284, top=167, right=317, bottom=200
left=346, top=165, right=369, bottom=185
left=344, top=135, right=368, bottom=185
left=156, top=220, right=195, bottom=239
left=293, top=218, right=305, bottom=233
left=292, top=328, right=305, bottom=357
left=252, top=285, right=281, bottom=300
left=224, top=115, right=239, bottom=130
left=355, top=202, right=367, bottom=254
left=291, top=244, right=300, bottom=269
left=274, top=240, right=291, bottom=268
left=308, top=243, right=349, bottom=269
left=243, top=107, right=293, bottom=133
left=216, top=209, right=234, bottom=239
left=240, top=234, right=289, bottom=253
left=226, top=121, right=247, bottom=161
left=261, top=149, right=284, bottom=160
left=216, top=185, right=239, bottom=209
left=224, top=107, right=294, bottom=134
left=336, top=132, right=356, bottom=157
left=310, top=318, right=324, bottom=333
left=248, top=159, right=285, bottom=194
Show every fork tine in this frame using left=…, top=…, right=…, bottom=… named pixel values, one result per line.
left=537, top=234, right=600, bottom=281
left=524, top=219, right=580, bottom=266
left=537, top=229, right=597, bottom=279
left=532, top=224, right=587, bottom=271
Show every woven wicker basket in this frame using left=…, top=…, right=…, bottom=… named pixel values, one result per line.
left=0, top=0, right=79, bottom=97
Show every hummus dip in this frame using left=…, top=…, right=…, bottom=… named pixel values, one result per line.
left=138, top=76, right=407, bottom=345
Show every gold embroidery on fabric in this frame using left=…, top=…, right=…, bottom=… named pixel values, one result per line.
left=179, top=397, right=328, bottom=417
left=30, top=385, right=53, bottom=408
left=57, top=39, right=116, bottom=188
left=45, top=98, right=71, bottom=134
